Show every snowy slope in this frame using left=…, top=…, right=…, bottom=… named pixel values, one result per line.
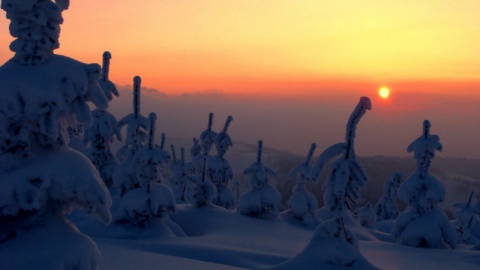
left=73, top=204, right=480, bottom=270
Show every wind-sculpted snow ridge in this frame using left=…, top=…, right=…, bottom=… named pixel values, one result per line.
left=393, top=120, right=456, bottom=249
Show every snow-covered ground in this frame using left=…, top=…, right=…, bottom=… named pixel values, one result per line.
left=72, top=204, right=480, bottom=270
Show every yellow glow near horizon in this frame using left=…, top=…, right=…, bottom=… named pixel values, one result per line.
left=378, top=87, right=390, bottom=99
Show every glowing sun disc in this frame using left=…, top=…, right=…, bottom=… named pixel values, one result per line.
left=378, top=87, right=390, bottom=99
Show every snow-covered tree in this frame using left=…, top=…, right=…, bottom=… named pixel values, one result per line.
left=186, top=155, right=218, bottom=207
left=374, top=171, right=404, bottom=220
left=286, top=143, right=319, bottom=223
left=209, top=116, right=236, bottom=209
left=393, top=120, right=456, bottom=248
left=114, top=113, right=175, bottom=227
left=238, top=140, right=281, bottom=218
left=453, top=191, right=480, bottom=244
left=192, top=113, right=217, bottom=176
left=168, top=145, right=193, bottom=203
left=311, top=97, right=371, bottom=230
left=116, top=76, right=148, bottom=162
left=0, top=1, right=111, bottom=269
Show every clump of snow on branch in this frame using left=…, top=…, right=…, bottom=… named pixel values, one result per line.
left=393, top=120, right=456, bottom=249
left=374, top=171, right=404, bottom=220
left=237, top=140, right=280, bottom=219
left=1, top=0, right=70, bottom=65
left=286, top=143, right=319, bottom=224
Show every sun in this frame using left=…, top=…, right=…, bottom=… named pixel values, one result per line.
left=378, top=86, right=390, bottom=99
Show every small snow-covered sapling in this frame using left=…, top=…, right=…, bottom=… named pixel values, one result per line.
left=374, top=171, right=404, bottom=220
left=99, top=51, right=119, bottom=101
left=287, top=143, right=319, bottom=221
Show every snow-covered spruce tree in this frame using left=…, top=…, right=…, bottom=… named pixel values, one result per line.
left=273, top=97, right=378, bottom=270
left=453, top=191, right=480, bottom=245
left=84, top=51, right=121, bottom=188
left=116, top=76, right=148, bottom=162
left=286, top=143, right=319, bottom=224
left=192, top=113, right=217, bottom=176
left=167, top=145, right=194, bottom=203
left=237, top=140, right=281, bottom=218
left=0, top=1, right=112, bottom=269
left=374, top=171, right=404, bottom=220
left=392, top=120, right=456, bottom=248
left=209, top=115, right=236, bottom=209
left=186, top=155, right=218, bottom=207
left=115, top=113, right=175, bottom=228
left=311, top=97, right=371, bottom=223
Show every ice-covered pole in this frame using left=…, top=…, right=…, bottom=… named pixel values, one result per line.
left=345, top=97, right=371, bottom=159
left=257, top=140, right=263, bottom=164
left=133, top=76, right=141, bottom=119
left=147, top=113, right=156, bottom=150
left=102, top=51, right=111, bottom=82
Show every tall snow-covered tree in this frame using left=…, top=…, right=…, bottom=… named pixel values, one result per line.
left=286, top=143, right=319, bottom=223
left=237, top=140, right=281, bottom=218
left=0, top=1, right=111, bottom=269
left=116, top=76, right=148, bottom=162
left=209, top=116, right=236, bottom=209
left=374, top=171, right=404, bottom=220
left=311, top=97, right=371, bottom=228
left=392, top=120, right=456, bottom=248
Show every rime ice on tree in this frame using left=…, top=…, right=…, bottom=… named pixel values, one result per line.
left=311, top=97, right=371, bottom=223
left=393, top=120, right=456, bottom=248
left=237, top=140, right=281, bottom=218
left=353, top=203, right=376, bottom=229
left=0, top=1, right=112, bottom=269
left=116, top=76, right=148, bottom=162
left=286, top=143, right=319, bottom=224
left=209, top=116, right=236, bottom=209
left=192, top=113, right=217, bottom=176
left=374, top=171, right=404, bottom=220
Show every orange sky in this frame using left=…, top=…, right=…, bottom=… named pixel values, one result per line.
left=1, top=1, right=480, bottom=158
left=1, top=1, right=479, bottom=96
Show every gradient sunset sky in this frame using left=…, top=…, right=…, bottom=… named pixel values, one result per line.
left=1, top=1, right=479, bottom=158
